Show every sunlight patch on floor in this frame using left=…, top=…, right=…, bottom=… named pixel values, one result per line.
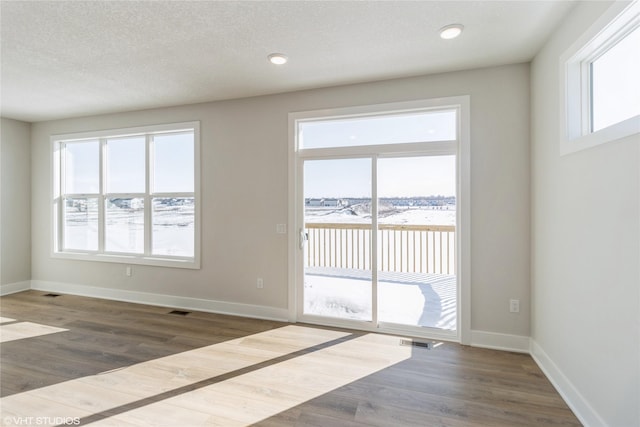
left=88, top=333, right=412, bottom=427
left=0, top=321, right=68, bottom=343
left=0, top=325, right=354, bottom=426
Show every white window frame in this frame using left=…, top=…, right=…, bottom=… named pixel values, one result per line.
left=51, top=121, right=201, bottom=269
left=560, top=0, right=640, bottom=156
left=287, top=96, right=471, bottom=344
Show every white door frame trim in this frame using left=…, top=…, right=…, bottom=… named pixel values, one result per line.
left=287, top=96, right=471, bottom=344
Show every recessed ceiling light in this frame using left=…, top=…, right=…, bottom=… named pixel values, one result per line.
left=439, top=24, right=464, bottom=40
left=268, top=53, right=288, bottom=65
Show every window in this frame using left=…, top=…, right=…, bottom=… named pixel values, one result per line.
left=52, top=122, right=200, bottom=268
left=590, top=25, right=640, bottom=132
left=561, top=0, right=640, bottom=155
left=299, top=109, right=457, bottom=149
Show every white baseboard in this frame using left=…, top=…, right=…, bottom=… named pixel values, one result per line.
left=530, top=339, right=607, bottom=427
left=470, top=330, right=530, bottom=353
left=29, top=280, right=289, bottom=322
left=0, top=280, right=31, bottom=296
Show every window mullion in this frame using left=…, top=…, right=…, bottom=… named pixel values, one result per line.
left=145, top=134, right=152, bottom=256
left=581, top=59, right=593, bottom=135
left=58, top=143, right=66, bottom=251
left=371, top=155, right=378, bottom=327
left=98, top=138, right=106, bottom=253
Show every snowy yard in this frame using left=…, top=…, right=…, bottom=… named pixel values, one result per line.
left=304, top=267, right=456, bottom=330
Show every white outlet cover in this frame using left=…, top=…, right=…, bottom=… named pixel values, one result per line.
left=509, top=299, right=520, bottom=313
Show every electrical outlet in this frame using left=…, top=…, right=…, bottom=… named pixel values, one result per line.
left=126, top=266, right=132, bottom=277
left=509, top=299, right=520, bottom=313
left=257, top=278, right=264, bottom=289
left=276, top=224, right=287, bottom=234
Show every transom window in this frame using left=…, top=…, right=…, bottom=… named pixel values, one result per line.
left=298, top=109, right=457, bottom=149
left=561, top=0, right=640, bottom=155
left=52, top=122, right=200, bottom=268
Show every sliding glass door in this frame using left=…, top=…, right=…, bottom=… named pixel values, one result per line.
left=303, top=158, right=373, bottom=321
left=292, top=98, right=467, bottom=339
left=377, top=155, right=457, bottom=331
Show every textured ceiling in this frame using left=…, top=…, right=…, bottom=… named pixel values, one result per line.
left=0, top=1, right=576, bottom=122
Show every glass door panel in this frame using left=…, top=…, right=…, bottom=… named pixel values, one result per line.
left=303, top=158, right=372, bottom=321
left=377, top=155, right=457, bottom=330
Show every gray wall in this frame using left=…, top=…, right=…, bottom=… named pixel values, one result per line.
left=1, top=117, right=31, bottom=287
left=30, top=63, right=531, bottom=338
left=531, top=1, right=639, bottom=426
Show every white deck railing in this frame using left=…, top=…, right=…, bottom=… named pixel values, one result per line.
left=305, top=223, right=455, bottom=275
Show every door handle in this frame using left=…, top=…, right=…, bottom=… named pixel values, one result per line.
left=299, top=229, right=308, bottom=249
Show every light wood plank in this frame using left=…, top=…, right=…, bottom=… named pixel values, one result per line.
left=0, top=322, right=68, bottom=343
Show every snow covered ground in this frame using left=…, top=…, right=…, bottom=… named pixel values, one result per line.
left=304, top=267, right=457, bottom=330
left=306, top=204, right=455, bottom=225
left=63, top=200, right=194, bottom=256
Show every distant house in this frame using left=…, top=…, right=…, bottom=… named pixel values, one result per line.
left=109, top=198, right=143, bottom=210
left=322, top=199, right=342, bottom=207
left=306, top=198, right=346, bottom=207
left=306, top=199, right=323, bottom=207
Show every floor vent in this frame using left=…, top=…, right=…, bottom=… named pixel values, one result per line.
left=400, top=339, right=433, bottom=349
left=168, top=310, right=191, bottom=316
left=43, top=293, right=61, bottom=297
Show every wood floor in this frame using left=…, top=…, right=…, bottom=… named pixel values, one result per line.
left=0, top=291, right=581, bottom=426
